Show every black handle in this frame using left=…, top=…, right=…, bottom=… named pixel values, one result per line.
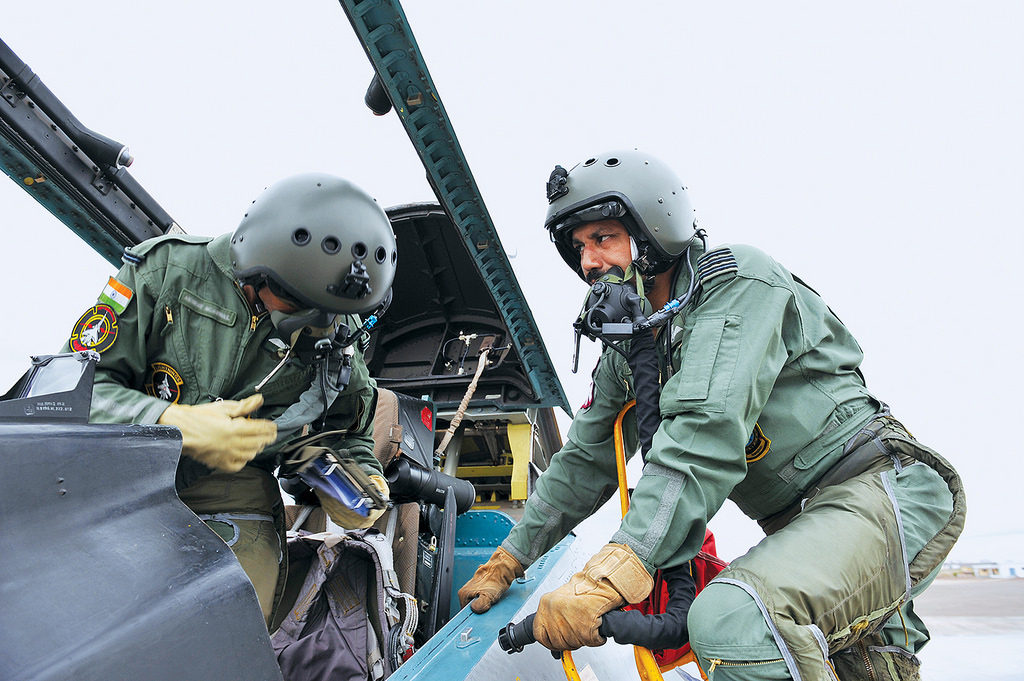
left=497, top=613, right=536, bottom=654
left=495, top=610, right=649, bottom=654
left=497, top=561, right=696, bottom=654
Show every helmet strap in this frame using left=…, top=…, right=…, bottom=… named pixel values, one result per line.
left=625, top=263, right=645, bottom=302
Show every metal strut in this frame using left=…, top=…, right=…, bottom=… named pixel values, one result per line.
left=336, top=0, right=568, bottom=414
left=0, top=38, right=176, bottom=266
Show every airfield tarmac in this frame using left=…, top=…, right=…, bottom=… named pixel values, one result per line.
left=915, top=575, right=1024, bottom=619
left=912, top=576, right=1024, bottom=680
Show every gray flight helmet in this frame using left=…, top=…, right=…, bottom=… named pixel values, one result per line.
left=544, top=149, right=697, bottom=279
left=231, top=173, right=397, bottom=314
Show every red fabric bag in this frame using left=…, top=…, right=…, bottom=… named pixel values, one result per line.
left=625, top=529, right=728, bottom=669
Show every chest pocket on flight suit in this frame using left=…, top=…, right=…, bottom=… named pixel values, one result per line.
left=169, top=288, right=239, bottom=401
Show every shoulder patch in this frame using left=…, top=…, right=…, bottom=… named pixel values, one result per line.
left=745, top=422, right=772, bottom=463
left=695, top=247, right=738, bottom=290
left=70, top=304, right=119, bottom=353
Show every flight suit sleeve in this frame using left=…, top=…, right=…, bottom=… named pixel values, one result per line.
left=611, top=275, right=794, bottom=572
left=61, top=260, right=173, bottom=425
left=501, top=349, right=639, bottom=568
left=320, top=347, right=382, bottom=477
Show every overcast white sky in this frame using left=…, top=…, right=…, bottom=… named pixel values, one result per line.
left=2, top=1, right=1021, bottom=562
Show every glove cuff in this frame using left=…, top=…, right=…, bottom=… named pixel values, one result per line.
left=583, top=543, right=653, bottom=604
left=493, top=546, right=526, bottom=579
left=368, top=473, right=390, bottom=498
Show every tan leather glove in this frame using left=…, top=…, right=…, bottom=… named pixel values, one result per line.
left=533, top=543, right=653, bottom=651
left=317, top=474, right=389, bottom=529
left=158, top=394, right=277, bottom=472
left=457, top=546, right=524, bottom=613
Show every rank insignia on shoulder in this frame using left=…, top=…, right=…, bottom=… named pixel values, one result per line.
left=145, top=362, right=183, bottom=403
left=69, top=304, right=119, bottom=353
left=121, top=248, right=146, bottom=267
left=98, top=276, right=134, bottom=314
left=695, top=247, right=738, bottom=289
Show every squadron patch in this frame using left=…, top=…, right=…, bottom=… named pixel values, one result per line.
left=745, top=423, right=771, bottom=463
left=69, top=304, right=119, bottom=353
left=145, top=362, right=184, bottom=403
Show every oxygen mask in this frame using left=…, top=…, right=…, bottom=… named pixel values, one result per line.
left=571, top=266, right=650, bottom=372
left=270, top=309, right=349, bottom=349
left=575, top=267, right=647, bottom=340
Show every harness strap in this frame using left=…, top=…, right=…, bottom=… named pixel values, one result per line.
left=360, top=531, right=418, bottom=666
left=434, top=345, right=491, bottom=459
left=758, top=415, right=915, bottom=535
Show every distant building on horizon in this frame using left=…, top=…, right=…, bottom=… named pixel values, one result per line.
left=943, top=560, right=1024, bottom=578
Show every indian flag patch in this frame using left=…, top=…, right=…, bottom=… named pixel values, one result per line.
left=98, top=276, right=134, bottom=314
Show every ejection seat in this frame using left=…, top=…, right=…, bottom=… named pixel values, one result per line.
left=275, top=387, right=464, bottom=678
left=281, top=387, right=419, bottom=595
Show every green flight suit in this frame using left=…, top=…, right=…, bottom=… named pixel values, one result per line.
left=64, top=233, right=381, bottom=625
left=503, top=244, right=964, bottom=680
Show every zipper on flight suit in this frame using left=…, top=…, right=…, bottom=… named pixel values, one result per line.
left=160, top=305, right=176, bottom=338
left=229, top=281, right=269, bottom=394
left=705, top=657, right=785, bottom=679
left=856, top=641, right=878, bottom=681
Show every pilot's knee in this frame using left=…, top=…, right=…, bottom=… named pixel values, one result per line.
left=688, top=581, right=781, bottom=661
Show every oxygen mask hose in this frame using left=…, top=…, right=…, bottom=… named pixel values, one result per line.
left=626, top=329, right=660, bottom=460
left=595, top=563, right=696, bottom=650
left=635, top=240, right=702, bottom=333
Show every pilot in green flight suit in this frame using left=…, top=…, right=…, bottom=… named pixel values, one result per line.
left=458, top=151, right=965, bottom=680
left=64, top=173, right=398, bottom=626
